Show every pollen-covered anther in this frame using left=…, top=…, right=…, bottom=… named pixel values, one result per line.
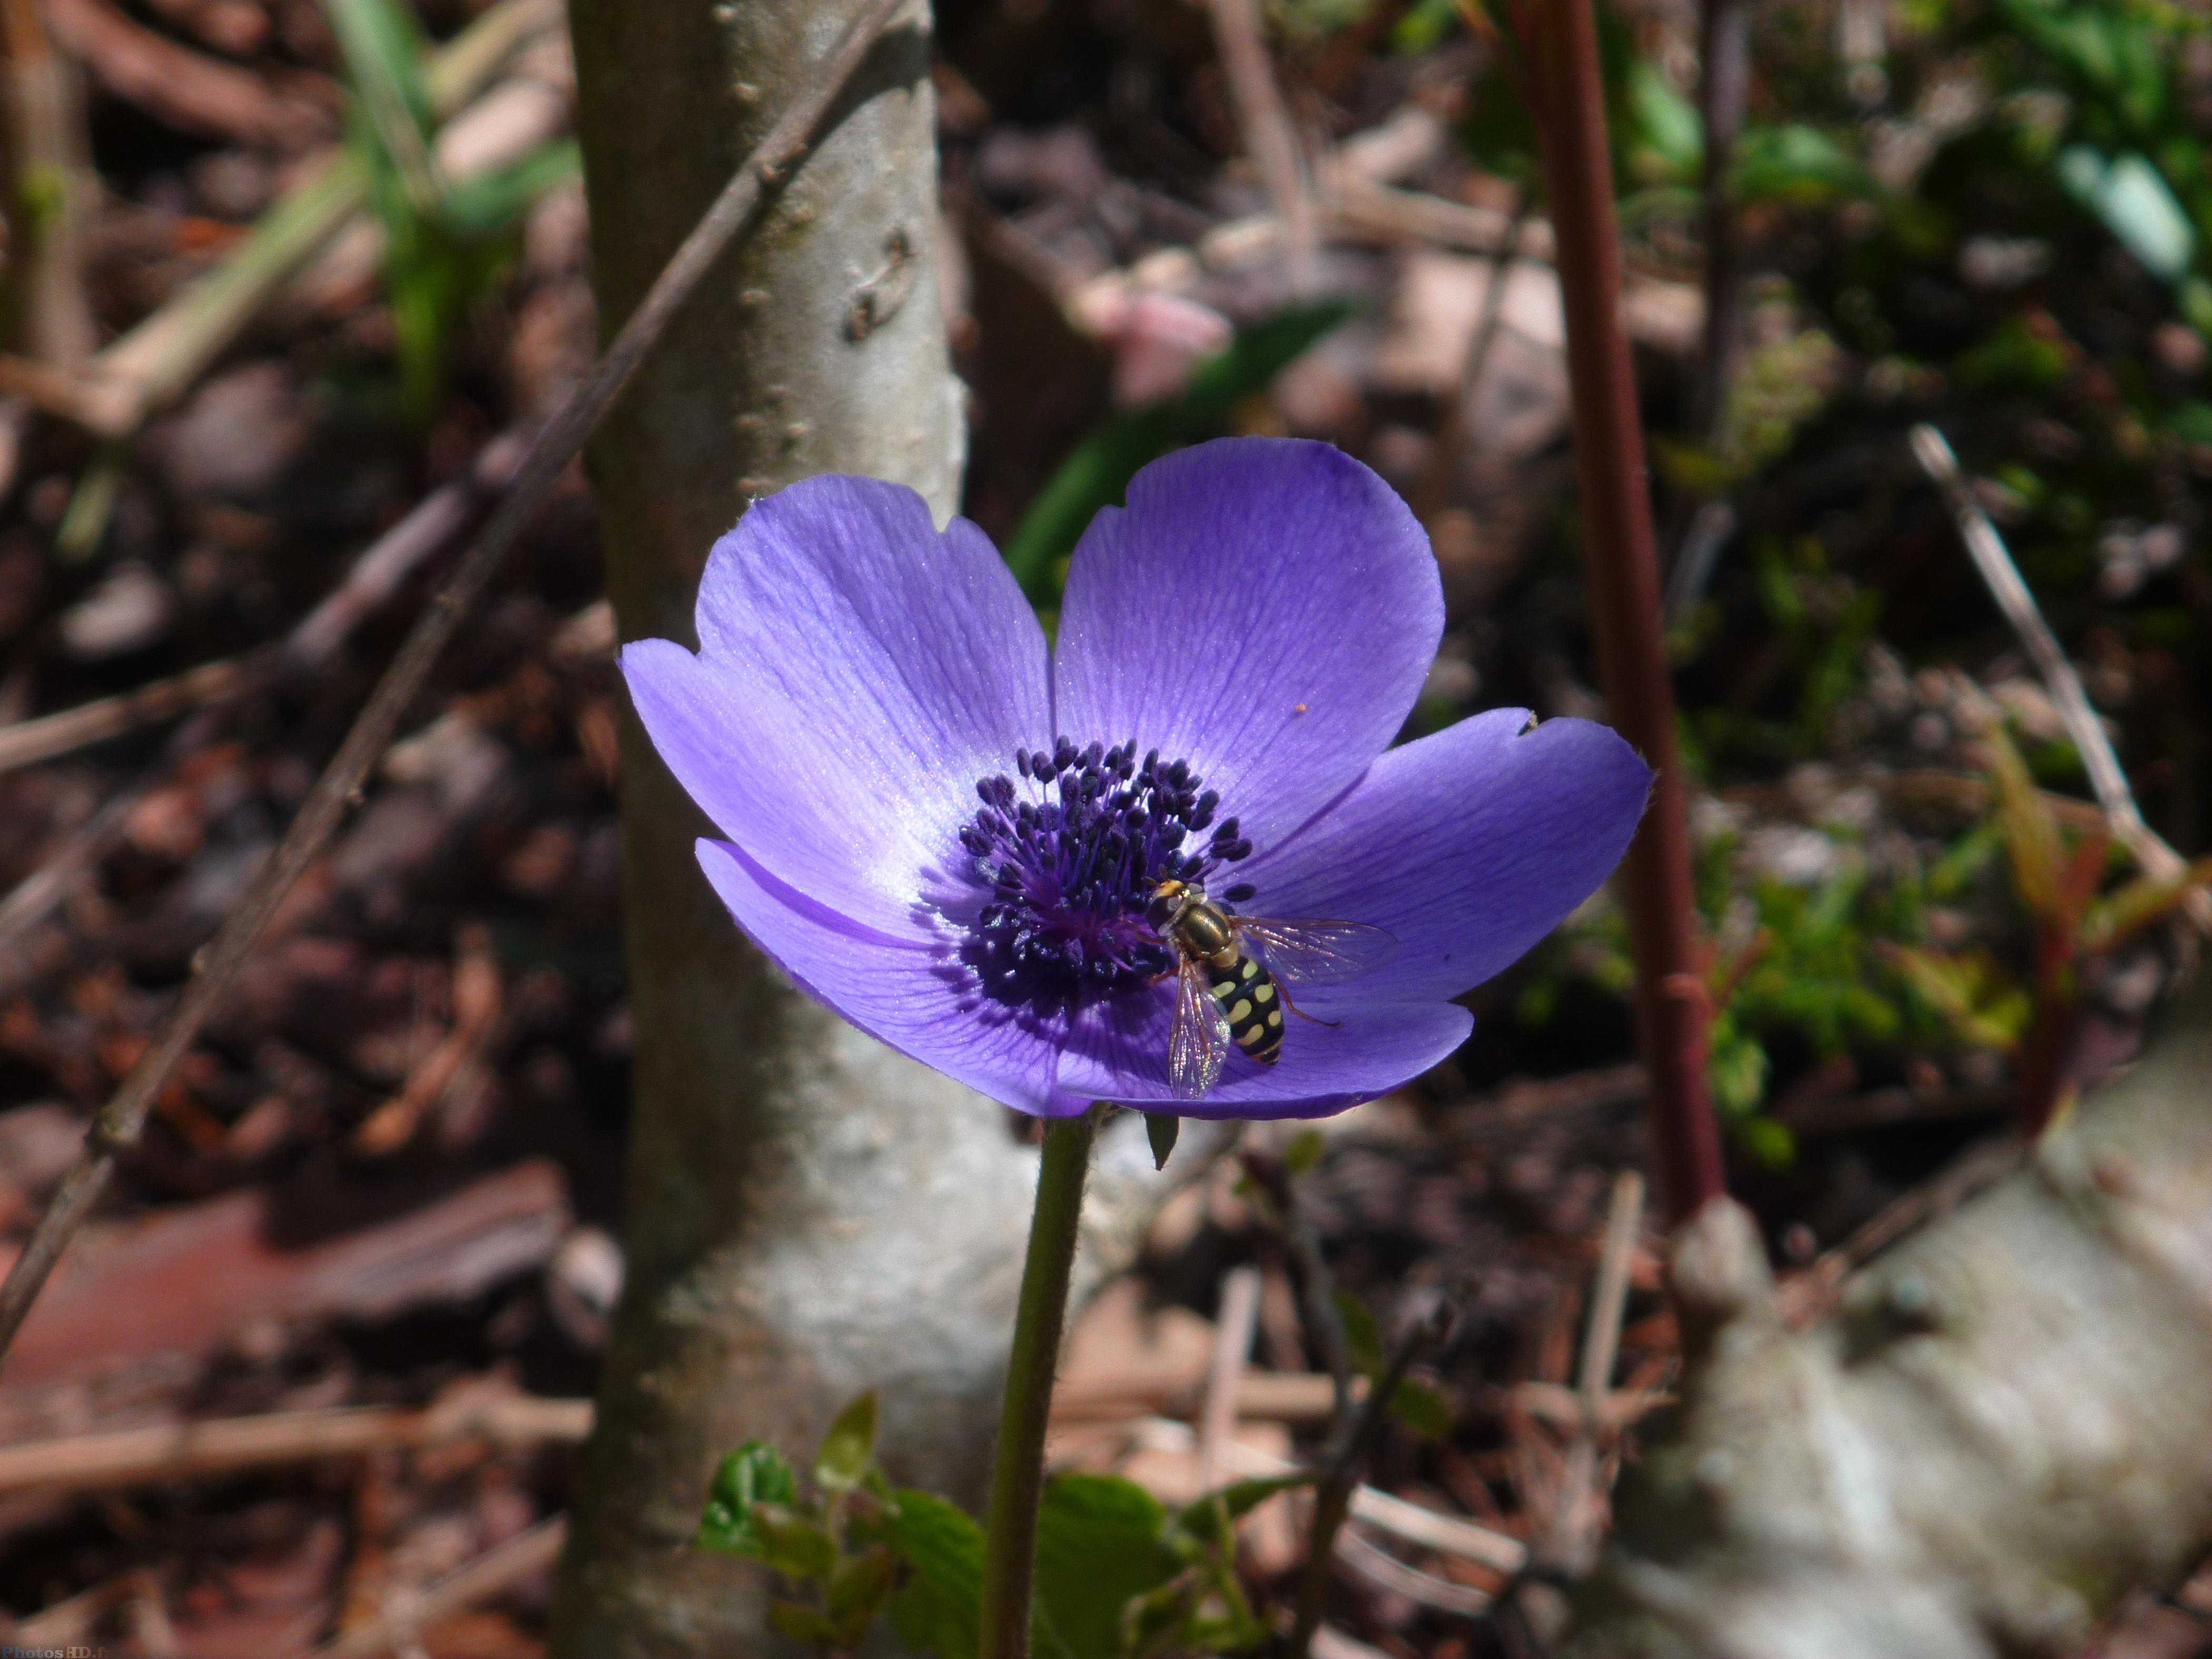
left=958, top=738, right=1248, bottom=1011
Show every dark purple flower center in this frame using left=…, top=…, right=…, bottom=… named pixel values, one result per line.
left=957, top=737, right=1255, bottom=1013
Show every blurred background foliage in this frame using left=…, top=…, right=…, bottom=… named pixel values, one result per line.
left=1093, top=0, right=2212, bottom=1166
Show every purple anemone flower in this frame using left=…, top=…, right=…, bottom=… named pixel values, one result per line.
left=620, top=437, right=1651, bottom=1120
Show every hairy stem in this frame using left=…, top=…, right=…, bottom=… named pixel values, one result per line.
left=980, top=1108, right=1103, bottom=1659
left=1524, top=0, right=1725, bottom=1223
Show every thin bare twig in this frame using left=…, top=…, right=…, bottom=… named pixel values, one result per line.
left=1414, top=197, right=1533, bottom=525
left=44, top=0, right=329, bottom=149
left=1663, top=497, right=1736, bottom=624
left=1206, top=0, right=1316, bottom=292
left=0, top=429, right=528, bottom=967
left=1242, top=1150, right=1355, bottom=1413
left=1131, top=1417, right=1527, bottom=1575
left=1311, top=1625, right=1394, bottom=1659
left=1325, top=179, right=1555, bottom=262
left=0, top=723, right=200, bottom=981
left=1052, top=1367, right=1346, bottom=1425
left=0, top=657, right=244, bottom=778
left=0, top=0, right=913, bottom=1371
left=0, top=0, right=97, bottom=366
left=1506, top=1378, right=1671, bottom=1433
left=1290, top=1300, right=1453, bottom=1659
left=0, top=0, right=558, bottom=439
left=1337, top=1528, right=1494, bottom=1617
left=0, top=1396, right=592, bottom=1499
left=0, top=428, right=530, bottom=782
left=1546, top=1170, right=1644, bottom=1569
left=1198, top=1265, right=1262, bottom=1490
left=298, top=1515, right=567, bottom=1659
left=1911, top=424, right=2212, bottom=934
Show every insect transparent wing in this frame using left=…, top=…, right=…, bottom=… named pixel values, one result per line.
left=1168, top=955, right=1230, bottom=1100
left=1234, top=917, right=1399, bottom=987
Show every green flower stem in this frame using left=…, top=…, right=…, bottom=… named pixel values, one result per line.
left=978, top=1103, right=1103, bottom=1659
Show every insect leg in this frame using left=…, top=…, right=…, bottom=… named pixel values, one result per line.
left=1271, top=977, right=1341, bottom=1028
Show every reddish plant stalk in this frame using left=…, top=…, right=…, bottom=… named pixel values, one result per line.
left=1523, top=0, right=1725, bottom=1223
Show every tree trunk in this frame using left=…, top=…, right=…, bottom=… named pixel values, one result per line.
left=548, top=6, right=1034, bottom=1654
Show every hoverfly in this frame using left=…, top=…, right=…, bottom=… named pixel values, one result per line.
left=1146, top=878, right=1398, bottom=1100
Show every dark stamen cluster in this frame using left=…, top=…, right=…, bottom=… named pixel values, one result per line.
left=958, top=737, right=1252, bottom=1011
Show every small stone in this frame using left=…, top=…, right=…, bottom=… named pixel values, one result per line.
left=381, top=712, right=511, bottom=817
left=1884, top=1270, right=1941, bottom=1330
left=548, top=1226, right=626, bottom=1348
left=58, top=561, right=174, bottom=660
left=152, top=363, right=309, bottom=503
left=0, top=1102, right=88, bottom=1199
left=191, top=151, right=272, bottom=220
left=974, top=125, right=1110, bottom=203
left=1958, top=235, right=2053, bottom=291
left=2154, top=320, right=2207, bottom=377
left=1421, top=654, right=1479, bottom=706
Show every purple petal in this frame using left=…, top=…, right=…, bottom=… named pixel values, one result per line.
left=1234, top=709, right=1652, bottom=1003
left=1053, top=438, right=1442, bottom=852
left=1055, top=982, right=1472, bottom=1119
left=696, top=838, right=1083, bottom=1117
left=620, top=476, right=1049, bottom=937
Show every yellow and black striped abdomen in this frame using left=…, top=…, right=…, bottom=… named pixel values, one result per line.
left=1207, top=953, right=1285, bottom=1063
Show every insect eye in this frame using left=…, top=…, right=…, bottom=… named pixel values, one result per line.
left=1145, top=893, right=1177, bottom=929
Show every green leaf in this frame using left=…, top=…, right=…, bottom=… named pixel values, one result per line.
left=1957, top=315, right=2072, bottom=394
left=1174, top=1474, right=1312, bottom=1547
left=1182, top=1607, right=1271, bottom=1654
left=1733, top=124, right=1877, bottom=208
left=2162, top=392, right=2212, bottom=446
left=2182, top=287, right=2212, bottom=348
left=1888, top=945, right=2033, bottom=1052
left=1280, top=1127, right=1327, bottom=1176
left=826, top=1544, right=899, bottom=1641
left=2056, top=145, right=2196, bottom=283
left=1033, top=1474, right=1181, bottom=1659
left=327, top=0, right=443, bottom=218
left=885, top=1489, right=985, bottom=1659
left=2082, top=857, right=2212, bottom=953
left=815, top=1391, right=880, bottom=1493
left=1621, top=55, right=1702, bottom=186
left=1121, top=1575, right=1201, bottom=1659
left=697, top=1440, right=801, bottom=1558
left=1144, top=1112, right=1181, bottom=1171
left=1707, top=1020, right=1771, bottom=1117
left=1334, top=1288, right=1385, bottom=1379
left=1736, top=1115, right=1796, bottom=1168
left=1981, top=718, right=2067, bottom=926
left=999, top=300, right=1356, bottom=603
left=1993, top=0, right=2170, bottom=135
left=441, top=137, right=582, bottom=239
left=1387, top=1377, right=1455, bottom=1441
left=767, top=1599, right=841, bottom=1647
left=1325, top=1293, right=1452, bottom=1436
left=752, top=1502, right=839, bottom=1581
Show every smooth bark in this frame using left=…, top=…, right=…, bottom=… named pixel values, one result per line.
left=549, top=6, right=1029, bottom=1655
